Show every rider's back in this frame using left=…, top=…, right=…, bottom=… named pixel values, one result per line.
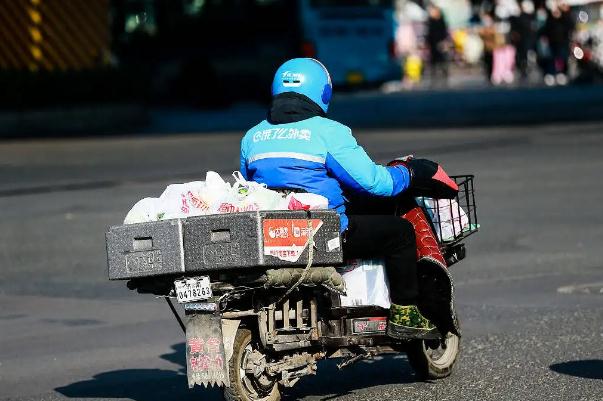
left=240, top=115, right=403, bottom=230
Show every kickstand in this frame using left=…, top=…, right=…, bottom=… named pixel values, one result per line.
left=337, top=349, right=373, bottom=370
left=165, top=297, right=186, bottom=333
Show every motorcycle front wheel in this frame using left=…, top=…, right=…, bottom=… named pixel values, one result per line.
left=406, top=332, right=460, bottom=380
left=223, top=328, right=281, bottom=401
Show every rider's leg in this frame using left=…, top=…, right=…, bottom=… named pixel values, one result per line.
left=343, top=215, right=436, bottom=338
left=344, top=214, right=418, bottom=303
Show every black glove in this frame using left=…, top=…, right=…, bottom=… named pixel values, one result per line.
left=406, top=158, right=458, bottom=199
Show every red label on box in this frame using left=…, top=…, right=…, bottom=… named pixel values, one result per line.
left=353, top=317, right=388, bottom=334
left=262, top=219, right=323, bottom=262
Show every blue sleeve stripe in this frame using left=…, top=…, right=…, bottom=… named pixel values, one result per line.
left=325, top=153, right=371, bottom=194
left=387, top=165, right=411, bottom=195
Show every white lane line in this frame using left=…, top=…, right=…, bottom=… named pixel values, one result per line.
left=557, top=282, right=603, bottom=295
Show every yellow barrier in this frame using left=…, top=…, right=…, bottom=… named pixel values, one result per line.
left=0, top=0, right=110, bottom=71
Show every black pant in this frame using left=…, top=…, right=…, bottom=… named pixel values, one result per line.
left=484, top=51, right=493, bottom=81
left=430, top=49, right=449, bottom=86
left=343, top=215, right=418, bottom=305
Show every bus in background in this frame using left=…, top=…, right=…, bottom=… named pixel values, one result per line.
left=111, top=0, right=399, bottom=106
left=299, top=0, right=400, bottom=86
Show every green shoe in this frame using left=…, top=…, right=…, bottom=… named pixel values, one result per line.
left=387, top=304, right=440, bottom=340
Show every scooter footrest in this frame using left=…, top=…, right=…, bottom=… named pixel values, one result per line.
left=330, top=306, right=388, bottom=319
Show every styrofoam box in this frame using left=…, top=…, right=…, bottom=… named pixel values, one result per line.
left=106, top=210, right=342, bottom=280
left=106, top=218, right=184, bottom=280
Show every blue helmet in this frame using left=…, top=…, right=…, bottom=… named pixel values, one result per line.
left=271, top=58, right=333, bottom=113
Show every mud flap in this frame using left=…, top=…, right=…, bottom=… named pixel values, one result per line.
left=418, top=258, right=461, bottom=337
left=403, top=205, right=461, bottom=337
left=186, top=313, right=229, bottom=387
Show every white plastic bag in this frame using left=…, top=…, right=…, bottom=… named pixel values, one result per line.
left=157, top=181, right=211, bottom=220
left=339, top=259, right=391, bottom=309
left=232, top=172, right=329, bottom=212
left=123, top=197, right=160, bottom=224
left=123, top=170, right=332, bottom=223
left=202, top=172, right=236, bottom=214
left=156, top=172, right=239, bottom=218
left=232, top=172, right=283, bottom=212
left=419, top=197, right=469, bottom=242
left=285, top=192, right=329, bottom=210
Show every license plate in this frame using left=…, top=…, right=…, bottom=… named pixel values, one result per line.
left=175, top=277, right=212, bottom=303
left=352, top=317, right=387, bottom=334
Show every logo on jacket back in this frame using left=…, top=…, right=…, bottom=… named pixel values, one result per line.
left=282, top=71, right=303, bottom=87
left=253, top=128, right=311, bottom=142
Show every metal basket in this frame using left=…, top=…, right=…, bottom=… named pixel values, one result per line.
left=417, top=175, right=478, bottom=246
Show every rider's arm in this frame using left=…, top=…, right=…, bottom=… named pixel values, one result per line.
left=323, top=124, right=410, bottom=196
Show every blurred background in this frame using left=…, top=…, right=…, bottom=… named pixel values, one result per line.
left=1, top=1, right=602, bottom=401
left=1, top=0, right=602, bottom=135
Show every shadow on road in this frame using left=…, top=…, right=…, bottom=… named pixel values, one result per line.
left=54, top=369, right=223, bottom=400
left=160, top=342, right=187, bottom=374
left=55, top=342, right=418, bottom=400
left=54, top=343, right=222, bottom=401
left=549, top=359, right=603, bottom=380
left=285, top=355, right=417, bottom=400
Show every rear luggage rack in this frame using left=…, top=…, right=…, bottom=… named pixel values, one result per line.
left=106, top=210, right=343, bottom=280
left=417, top=174, right=478, bottom=247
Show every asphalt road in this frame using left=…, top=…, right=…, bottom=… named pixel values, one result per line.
left=1, top=121, right=602, bottom=401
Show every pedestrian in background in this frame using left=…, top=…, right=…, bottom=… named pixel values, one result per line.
left=510, top=1, right=536, bottom=82
left=542, top=3, right=575, bottom=85
left=535, top=5, right=551, bottom=81
left=479, top=13, right=498, bottom=83
left=426, top=5, right=450, bottom=87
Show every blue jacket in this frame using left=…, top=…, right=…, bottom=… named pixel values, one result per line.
left=240, top=116, right=411, bottom=230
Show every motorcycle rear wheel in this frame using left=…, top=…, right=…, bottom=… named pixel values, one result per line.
left=223, top=328, right=281, bottom=401
left=406, top=332, right=460, bottom=380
